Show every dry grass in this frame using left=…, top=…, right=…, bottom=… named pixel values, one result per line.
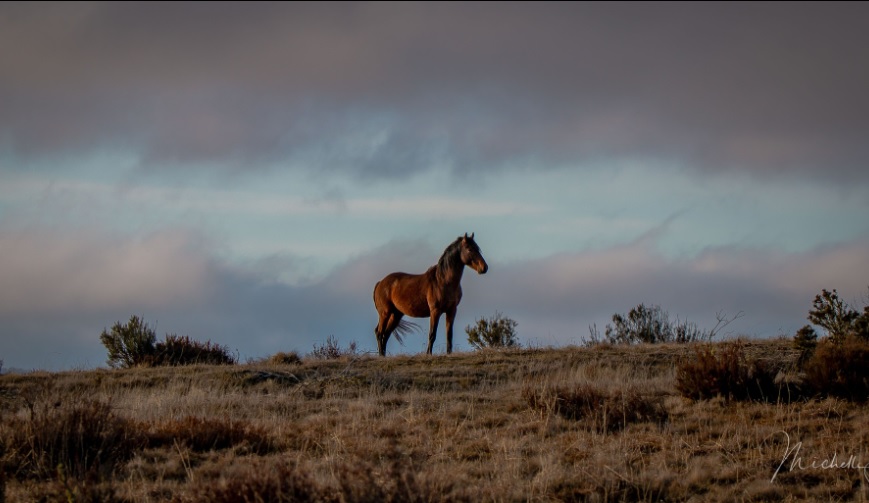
left=3, top=339, right=869, bottom=502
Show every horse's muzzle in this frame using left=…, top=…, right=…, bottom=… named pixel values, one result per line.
left=476, top=262, right=488, bottom=274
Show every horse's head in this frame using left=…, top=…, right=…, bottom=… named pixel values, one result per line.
left=460, top=233, right=488, bottom=274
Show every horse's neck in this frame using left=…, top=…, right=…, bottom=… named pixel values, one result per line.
left=436, top=258, right=465, bottom=287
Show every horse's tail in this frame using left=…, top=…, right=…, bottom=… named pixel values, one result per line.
left=392, top=319, right=421, bottom=345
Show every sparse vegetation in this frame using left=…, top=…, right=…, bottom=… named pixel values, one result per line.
left=588, top=303, right=739, bottom=345
left=7, top=339, right=869, bottom=501
left=99, top=316, right=235, bottom=368
left=675, top=342, right=782, bottom=402
left=9, top=290, right=869, bottom=501
left=308, top=335, right=360, bottom=360
left=465, top=311, right=519, bottom=350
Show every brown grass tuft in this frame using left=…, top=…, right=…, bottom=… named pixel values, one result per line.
left=149, top=416, right=274, bottom=454
left=4, top=399, right=144, bottom=480
left=266, top=351, right=303, bottom=366
left=524, top=382, right=668, bottom=432
left=675, top=342, right=781, bottom=402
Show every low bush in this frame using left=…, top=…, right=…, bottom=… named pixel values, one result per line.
left=588, top=304, right=739, bottom=345
left=309, top=335, right=359, bottom=360
left=676, top=343, right=781, bottom=402
left=466, top=312, right=519, bottom=350
left=99, top=315, right=156, bottom=368
left=99, top=316, right=235, bottom=368
left=267, top=351, right=303, bottom=365
left=150, top=334, right=236, bottom=366
left=801, top=335, right=869, bottom=402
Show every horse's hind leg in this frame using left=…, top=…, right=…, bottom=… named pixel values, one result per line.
left=376, top=310, right=403, bottom=356
left=375, top=311, right=389, bottom=356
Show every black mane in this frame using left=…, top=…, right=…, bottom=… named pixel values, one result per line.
left=435, top=236, right=479, bottom=282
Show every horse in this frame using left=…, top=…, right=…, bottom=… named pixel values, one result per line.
left=373, top=233, right=488, bottom=356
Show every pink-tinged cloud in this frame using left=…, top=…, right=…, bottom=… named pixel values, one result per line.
left=461, top=236, right=869, bottom=341
left=0, top=229, right=218, bottom=316
left=1, top=229, right=867, bottom=370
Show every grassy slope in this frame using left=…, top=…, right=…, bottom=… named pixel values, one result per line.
left=2, top=339, right=869, bottom=502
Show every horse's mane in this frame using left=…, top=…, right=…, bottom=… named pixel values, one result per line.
left=434, top=236, right=479, bottom=283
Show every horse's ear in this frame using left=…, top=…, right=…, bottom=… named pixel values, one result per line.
left=470, top=232, right=474, bottom=240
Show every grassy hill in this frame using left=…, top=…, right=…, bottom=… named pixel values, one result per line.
left=2, top=339, right=868, bottom=502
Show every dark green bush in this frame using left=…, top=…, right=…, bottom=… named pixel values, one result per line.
left=99, top=315, right=156, bottom=368
left=466, top=312, right=519, bottom=350
left=807, top=288, right=869, bottom=341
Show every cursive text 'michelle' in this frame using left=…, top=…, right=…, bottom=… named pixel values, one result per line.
left=771, top=431, right=869, bottom=483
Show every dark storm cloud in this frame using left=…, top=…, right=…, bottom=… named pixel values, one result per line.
left=2, top=2, right=868, bottom=181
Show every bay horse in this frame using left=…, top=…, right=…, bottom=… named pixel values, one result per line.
left=373, top=233, right=488, bottom=356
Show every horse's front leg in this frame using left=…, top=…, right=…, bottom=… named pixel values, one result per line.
left=444, top=306, right=457, bottom=354
left=426, top=310, right=441, bottom=355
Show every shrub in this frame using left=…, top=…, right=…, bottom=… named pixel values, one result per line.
left=151, top=334, right=236, bottom=366
left=100, top=316, right=235, bottom=368
left=309, top=336, right=359, bottom=360
left=466, top=312, right=519, bottom=350
left=589, top=304, right=737, bottom=345
left=802, top=335, right=869, bottom=402
left=523, top=383, right=668, bottom=432
left=793, top=325, right=818, bottom=365
left=676, top=343, right=781, bottom=402
left=267, top=351, right=303, bottom=365
left=807, top=288, right=869, bottom=342
left=99, top=315, right=156, bottom=368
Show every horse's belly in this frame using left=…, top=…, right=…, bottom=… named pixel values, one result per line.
left=395, top=298, right=431, bottom=318
left=391, top=280, right=432, bottom=317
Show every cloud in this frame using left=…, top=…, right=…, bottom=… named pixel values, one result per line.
left=463, top=236, right=869, bottom=343
left=0, top=228, right=218, bottom=316
left=3, top=224, right=867, bottom=371
left=2, top=3, right=868, bottom=184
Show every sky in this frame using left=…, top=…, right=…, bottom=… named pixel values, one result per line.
left=1, top=2, right=868, bottom=371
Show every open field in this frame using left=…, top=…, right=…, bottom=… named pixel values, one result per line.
left=3, top=339, right=869, bottom=502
